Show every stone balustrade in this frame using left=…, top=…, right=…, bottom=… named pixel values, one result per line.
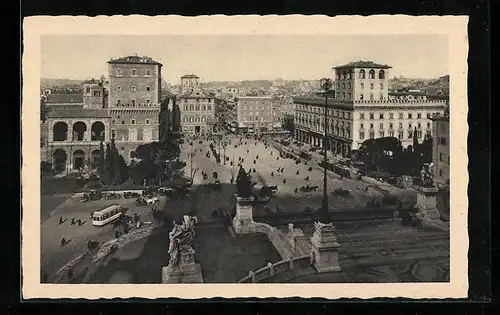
left=254, top=222, right=296, bottom=260
left=52, top=225, right=161, bottom=283
left=238, top=255, right=312, bottom=283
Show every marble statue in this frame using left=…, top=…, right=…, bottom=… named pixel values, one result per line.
left=168, top=215, right=198, bottom=266
left=420, top=162, right=435, bottom=187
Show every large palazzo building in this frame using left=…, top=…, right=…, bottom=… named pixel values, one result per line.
left=293, top=61, right=447, bottom=157
left=235, top=96, right=280, bottom=133
left=177, top=74, right=217, bottom=136
left=43, top=55, right=163, bottom=171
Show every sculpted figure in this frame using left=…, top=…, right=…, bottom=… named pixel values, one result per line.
left=167, top=216, right=198, bottom=266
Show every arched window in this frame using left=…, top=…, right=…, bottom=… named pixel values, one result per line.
left=72, top=121, right=87, bottom=141
left=53, top=122, right=68, bottom=141
left=91, top=149, right=101, bottom=169
left=91, top=121, right=105, bottom=141
left=379, top=70, right=385, bottom=79
left=73, top=149, right=86, bottom=169
left=369, top=69, right=376, bottom=79
left=359, top=69, right=366, bottom=79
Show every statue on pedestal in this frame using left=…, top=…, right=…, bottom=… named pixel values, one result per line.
left=235, top=165, right=253, bottom=198
left=168, top=215, right=198, bottom=267
left=420, top=162, right=435, bottom=187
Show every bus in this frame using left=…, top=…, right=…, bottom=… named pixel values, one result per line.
left=92, top=205, right=123, bottom=226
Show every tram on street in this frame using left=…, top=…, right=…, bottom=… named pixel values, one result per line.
left=92, top=204, right=124, bottom=226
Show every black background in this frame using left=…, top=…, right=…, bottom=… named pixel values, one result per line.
left=11, top=0, right=492, bottom=313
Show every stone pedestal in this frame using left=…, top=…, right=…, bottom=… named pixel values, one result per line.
left=232, top=196, right=256, bottom=234
left=310, top=221, right=341, bottom=273
left=162, top=248, right=203, bottom=283
left=416, top=186, right=441, bottom=220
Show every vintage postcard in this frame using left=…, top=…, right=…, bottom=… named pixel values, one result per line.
left=22, top=15, right=469, bottom=299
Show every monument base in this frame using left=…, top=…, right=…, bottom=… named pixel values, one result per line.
left=416, top=186, right=441, bottom=220
left=162, top=263, right=203, bottom=283
left=232, top=195, right=256, bottom=234
left=232, top=218, right=256, bottom=234
left=310, top=221, right=342, bottom=273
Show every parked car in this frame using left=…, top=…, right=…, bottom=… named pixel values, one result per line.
left=146, top=197, right=159, bottom=205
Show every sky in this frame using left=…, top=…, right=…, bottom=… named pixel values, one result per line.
left=41, top=35, right=449, bottom=84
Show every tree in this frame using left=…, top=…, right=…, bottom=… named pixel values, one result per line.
left=412, top=127, right=419, bottom=151
left=359, top=137, right=403, bottom=174
left=235, top=165, right=253, bottom=198
left=98, top=140, right=105, bottom=178
left=40, top=96, right=49, bottom=123
left=103, top=143, right=114, bottom=185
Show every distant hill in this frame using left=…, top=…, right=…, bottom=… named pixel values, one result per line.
left=41, top=78, right=83, bottom=88
left=203, top=80, right=274, bottom=89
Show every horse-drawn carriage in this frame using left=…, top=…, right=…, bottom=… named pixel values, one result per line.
left=82, top=189, right=103, bottom=202
left=299, top=185, right=319, bottom=193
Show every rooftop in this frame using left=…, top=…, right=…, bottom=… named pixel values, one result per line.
left=236, top=96, right=273, bottom=99
left=389, top=91, right=427, bottom=97
left=46, top=108, right=111, bottom=119
left=431, top=113, right=450, bottom=122
left=108, top=55, right=162, bottom=66
left=333, top=60, right=392, bottom=69
left=82, top=78, right=104, bottom=85
left=181, top=74, right=200, bottom=79
left=292, top=96, right=354, bottom=110
left=46, top=93, right=84, bottom=104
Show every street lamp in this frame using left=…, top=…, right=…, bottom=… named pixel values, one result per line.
left=319, top=77, right=333, bottom=224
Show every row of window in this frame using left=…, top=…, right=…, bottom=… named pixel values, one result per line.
left=116, top=69, right=152, bottom=77
left=110, top=129, right=157, bottom=141
left=295, top=117, right=351, bottom=128
left=244, top=116, right=272, bottom=122
left=116, top=85, right=153, bottom=92
left=337, top=92, right=385, bottom=101
left=359, top=112, right=439, bottom=120
left=295, top=106, right=351, bottom=119
left=360, top=122, right=431, bottom=129
left=115, top=99, right=153, bottom=106
left=337, top=82, right=383, bottom=90
left=183, top=104, right=212, bottom=111
left=181, top=116, right=213, bottom=123
left=336, top=69, right=386, bottom=80
left=112, top=119, right=151, bottom=125
left=359, top=129, right=430, bottom=141
left=180, top=98, right=213, bottom=103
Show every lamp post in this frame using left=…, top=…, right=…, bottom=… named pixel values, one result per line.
left=319, top=78, right=333, bottom=224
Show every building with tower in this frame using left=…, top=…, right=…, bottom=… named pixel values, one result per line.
left=293, top=61, right=447, bottom=156
left=180, top=74, right=201, bottom=95
left=177, top=74, right=217, bottom=136
left=107, top=55, right=163, bottom=160
left=42, top=55, right=164, bottom=172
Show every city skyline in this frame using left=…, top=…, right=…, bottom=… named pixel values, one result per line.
left=41, top=34, right=449, bottom=84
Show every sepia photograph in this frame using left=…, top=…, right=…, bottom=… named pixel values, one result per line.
left=22, top=15, right=469, bottom=299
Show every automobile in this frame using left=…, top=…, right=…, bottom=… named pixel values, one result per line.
left=146, top=197, right=159, bottom=205
left=255, top=196, right=270, bottom=203
left=158, top=187, right=174, bottom=194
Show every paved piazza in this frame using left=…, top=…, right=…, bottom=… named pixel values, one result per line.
left=40, top=135, right=445, bottom=284
left=180, top=135, right=416, bottom=215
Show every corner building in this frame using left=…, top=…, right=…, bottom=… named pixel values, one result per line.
left=107, top=56, right=163, bottom=160
left=235, top=96, right=275, bottom=132
left=293, top=61, right=447, bottom=157
left=177, top=74, right=216, bottom=136
left=431, top=114, right=450, bottom=188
